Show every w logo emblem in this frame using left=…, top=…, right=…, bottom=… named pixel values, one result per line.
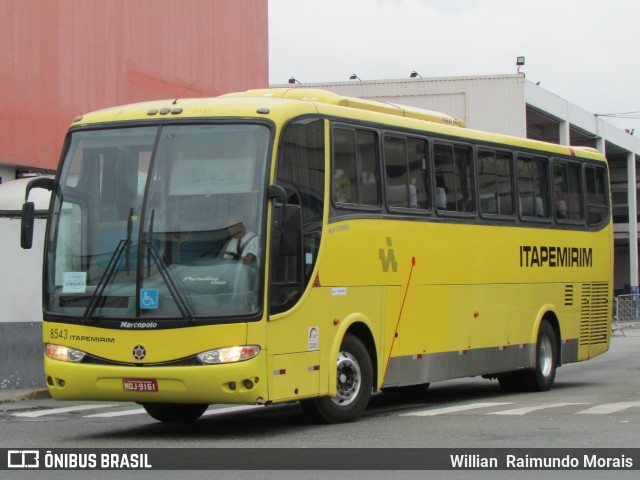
left=379, top=237, right=398, bottom=272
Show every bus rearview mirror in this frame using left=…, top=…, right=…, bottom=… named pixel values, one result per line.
left=21, top=202, right=35, bottom=249
left=20, top=176, right=55, bottom=250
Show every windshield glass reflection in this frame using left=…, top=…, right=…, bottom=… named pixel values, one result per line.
left=47, top=124, right=270, bottom=322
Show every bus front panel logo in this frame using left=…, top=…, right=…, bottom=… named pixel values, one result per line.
left=132, top=345, right=147, bottom=361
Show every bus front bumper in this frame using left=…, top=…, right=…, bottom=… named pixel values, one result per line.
left=44, top=352, right=269, bottom=405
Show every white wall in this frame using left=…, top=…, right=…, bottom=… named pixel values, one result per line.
left=274, top=74, right=528, bottom=137
left=0, top=217, right=46, bottom=323
left=0, top=178, right=50, bottom=387
left=0, top=165, right=15, bottom=185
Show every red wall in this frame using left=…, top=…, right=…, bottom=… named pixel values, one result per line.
left=0, top=0, right=268, bottom=171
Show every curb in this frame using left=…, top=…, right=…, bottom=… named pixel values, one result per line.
left=0, top=389, right=50, bottom=404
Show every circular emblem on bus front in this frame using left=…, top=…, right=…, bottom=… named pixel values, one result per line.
left=132, top=345, right=147, bottom=361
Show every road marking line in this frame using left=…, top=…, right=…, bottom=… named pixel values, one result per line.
left=401, top=402, right=514, bottom=417
left=12, top=404, right=118, bottom=418
left=201, top=405, right=262, bottom=416
left=85, top=408, right=146, bottom=418
left=488, top=402, right=590, bottom=415
left=87, top=405, right=263, bottom=418
left=13, top=404, right=264, bottom=419
left=577, top=401, right=640, bottom=415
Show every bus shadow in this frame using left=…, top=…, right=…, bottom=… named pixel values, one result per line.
left=76, top=378, right=597, bottom=442
left=365, top=377, right=599, bottom=416
left=366, top=380, right=502, bottom=414
left=76, top=404, right=323, bottom=442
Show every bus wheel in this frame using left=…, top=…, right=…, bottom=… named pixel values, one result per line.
left=522, top=320, right=558, bottom=391
left=498, top=320, right=558, bottom=392
left=300, top=334, right=373, bottom=424
left=142, top=403, right=208, bottom=423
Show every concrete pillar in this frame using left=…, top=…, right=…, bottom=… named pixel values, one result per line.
left=559, top=120, right=570, bottom=146
left=628, top=151, right=639, bottom=294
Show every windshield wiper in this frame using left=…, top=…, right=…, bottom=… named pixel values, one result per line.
left=83, top=209, right=134, bottom=322
left=142, top=209, right=194, bottom=322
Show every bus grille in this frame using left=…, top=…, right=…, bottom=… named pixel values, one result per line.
left=579, top=282, right=610, bottom=346
left=564, top=284, right=574, bottom=306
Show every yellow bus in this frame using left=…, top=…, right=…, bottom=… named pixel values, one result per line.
left=22, top=88, right=612, bottom=423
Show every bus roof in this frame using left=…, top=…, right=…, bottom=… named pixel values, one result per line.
left=223, top=88, right=466, bottom=128
left=70, top=88, right=605, bottom=163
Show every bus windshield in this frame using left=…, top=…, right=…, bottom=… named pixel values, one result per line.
left=46, top=123, right=270, bottom=324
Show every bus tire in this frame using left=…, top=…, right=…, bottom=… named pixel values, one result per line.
left=521, top=320, right=558, bottom=391
left=142, top=403, right=208, bottom=423
left=498, top=320, right=558, bottom=393
left=300, top=334, right=372, bottom=424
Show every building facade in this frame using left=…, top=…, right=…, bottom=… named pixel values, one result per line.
left=0, top=0, right=268, bottom=388
left=0, top=0, right=268, bottom=179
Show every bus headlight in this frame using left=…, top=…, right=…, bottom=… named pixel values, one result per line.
left=45, top=344, right=86, bottom=363
left=196, top=345, right=260, bottom=365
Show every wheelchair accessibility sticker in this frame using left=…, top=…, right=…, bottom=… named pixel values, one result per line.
left=140, top=289, right=159, bottom=309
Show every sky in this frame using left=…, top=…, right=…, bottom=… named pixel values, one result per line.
left=268, top=0, right=640, bottom=134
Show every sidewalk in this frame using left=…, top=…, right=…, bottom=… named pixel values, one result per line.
left=612, top=322, right=640, bottom=337
left=0, top=388, right=50, bottom=404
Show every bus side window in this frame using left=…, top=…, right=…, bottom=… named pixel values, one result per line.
left=496, top=151, right=515, bottom=215
left=357, top=130, right=380, bottom=206
left=384, top=136, right=410, bottom=208
left=332, top=128, right=357, bottom=204
left=478, top=149, right=514, bottom=216
left=455, top=146, right=474, bottom=213
left=517, top=155, right=550, bottom=220
left=434, top=143, right=474, bottom=214
left=383, top=135, right=430, bottom=211
left=434, top=144, right=453, bottom=210
left=586, top=165, right=609, bottom=225
left=332, top=127, right=380, bottom=208
left=553, top=160, right=584, bottom=223
left=567, top=162, right=584, bottom=221
left=407, top=138, right=430, bottom=210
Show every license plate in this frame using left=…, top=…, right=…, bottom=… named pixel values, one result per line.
left=123, top=378, right=158, bottom=392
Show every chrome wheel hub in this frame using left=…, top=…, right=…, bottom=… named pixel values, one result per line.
left=539, top=335, right=553, bottom=378
left=332, top=351, right=361, bottom=406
